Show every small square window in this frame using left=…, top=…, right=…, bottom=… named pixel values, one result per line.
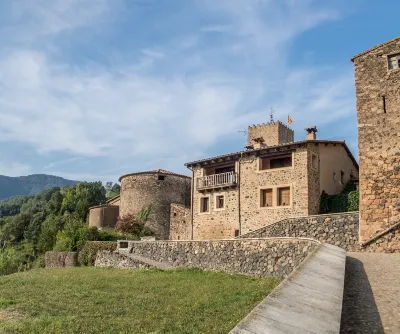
left=234, top=229, right=240, bottom=237
left=173, top=212, right=177, bottom=217
left=388, top=53, right=400, bottom=70
left=261, top=189, right=273, bottom=207
left=277, top=187, right=290, bottom=207
left=216, top=195, right=224, bottom=209
left=200, top=197, right=209, bottom=213
left=158, top=175, right=165, bottom=181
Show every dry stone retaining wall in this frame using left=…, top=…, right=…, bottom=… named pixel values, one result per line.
left=95, top=251, right=151, bottom=269
left=239, top=212, right=359, bottom=251
left=45, top=251, right=77, bottom=268
left=114, top=238, right=320, bottom=277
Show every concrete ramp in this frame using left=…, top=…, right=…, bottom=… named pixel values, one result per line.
left=230, top=244, right=346, bottom=334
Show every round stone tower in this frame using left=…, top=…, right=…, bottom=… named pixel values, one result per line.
left=119, top=169, right=191, bottom=239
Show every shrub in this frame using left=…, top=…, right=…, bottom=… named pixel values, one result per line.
left=115, top=214, right=146, bottom=235
left=78, top=241, right=118, bottom=266
left=319, top=181, right=359, bottom=214
left=116, top=206, right=154, bottom=237
left=347, top=190, right=359, bottom=212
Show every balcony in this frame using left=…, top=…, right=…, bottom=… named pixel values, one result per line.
left=196, top=171, right=238, bottom=191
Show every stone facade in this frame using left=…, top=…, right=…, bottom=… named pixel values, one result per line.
left=169, top=204, right=191, bottom=240
left=247, top=121, right=294, bottom=147
left=239, top=212, right=359, bottom=251
left=119, top=170, right=191, bottom=239
left=185, top=135, right=358, bottom=240
left=45, top=251, right=77, bottom=268
left=352, top=37, right=400, bottom=246
left=115, top=238, right=320, bottom=277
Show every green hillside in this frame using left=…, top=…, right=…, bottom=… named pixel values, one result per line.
left=0, top=174, right=79, bottom=200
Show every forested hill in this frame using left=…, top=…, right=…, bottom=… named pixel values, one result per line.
left=0, top=174, right=79, bottom=200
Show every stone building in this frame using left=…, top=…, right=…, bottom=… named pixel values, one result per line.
left=352, top=36, right=400, bottom=247
left=119, top=169, right=191, bottom=239
left=181, top=121, right=358, bottom=240
left=88, top=195, right=120, bottom=229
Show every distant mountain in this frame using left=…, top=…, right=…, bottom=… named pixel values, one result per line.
left=0, top=174, right=79, bottom=200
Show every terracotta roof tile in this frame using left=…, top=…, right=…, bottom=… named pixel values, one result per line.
left=185, top=139, right=359, bottom=170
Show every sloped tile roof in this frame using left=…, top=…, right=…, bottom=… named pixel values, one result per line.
left=185, top=139, right=359, bottom=170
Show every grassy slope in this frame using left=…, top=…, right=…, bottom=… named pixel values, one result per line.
left=0, top=267, right=280, bottom=334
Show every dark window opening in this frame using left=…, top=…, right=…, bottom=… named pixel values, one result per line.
left=158, top=175, right=165, bottom=181
left=200, top=197, right=209, bottom=213
left=216, top=195, right=224, bottom=209
left=173, top=212, right=177, bottom=217
left=382, top=96, right=387, bottom=114
left=341, top=171, right=345, bottom=185
left=388, top=53, right=400, bottom=70
left=234, top=229, right=240, bottom=237
left=215, top=165, right=235, bottom=174
left=177, top=236, right=180, bottom=240
left=260, top=155, right=292, bottom=170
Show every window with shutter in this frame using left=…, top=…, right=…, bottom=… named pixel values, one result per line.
left=261, top=189, right=273, bottom=207
left=278, top=187, right=290, bottom=206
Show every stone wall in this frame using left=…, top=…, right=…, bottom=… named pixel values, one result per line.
left=239, top=212, right=359, bottom=251
left=45, top=251, right=77, bottom=268
left=169, top=203, right=191, bottom=240
left=119, top=172, right=191, bottom=239
left=239, top=147, right=310, bottom=234
left=247, top=121, right=294, bottom=147
left=192, top=164, right=240, bottom=240
left=361, top=228, right=400, bottom=253
left=95, top=251, right=151, bottom=269
left=191, top=142, right=357, bottom=240
left=353, top=37, right=400, bottom=247
left=116, top=238, right=320, bottom=277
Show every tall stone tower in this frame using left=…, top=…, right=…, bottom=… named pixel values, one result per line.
left=352, top=36, right=400, bottom=246
left=247, top=121, right=294, bottom=147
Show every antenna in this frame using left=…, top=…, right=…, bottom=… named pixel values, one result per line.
left=270, top=108, right=275, bottom=123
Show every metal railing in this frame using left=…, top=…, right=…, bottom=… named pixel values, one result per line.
left=196, top=171, right=237, bottom=190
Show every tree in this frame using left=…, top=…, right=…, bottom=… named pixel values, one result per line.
left=61, top=182, right=106, bottom=221
left=105, top=182, right=120, bottom=199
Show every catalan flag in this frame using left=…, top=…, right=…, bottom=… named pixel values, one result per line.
left=288, top=114, right=293, bottom=124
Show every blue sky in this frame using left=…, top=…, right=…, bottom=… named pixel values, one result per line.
left=0, top=0, right=398, bottom=182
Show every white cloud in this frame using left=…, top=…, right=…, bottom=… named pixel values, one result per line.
left=200, top=25, right=232, bottom=33
left=0, top=161, right=31, bottom=177
left=43, top=157, right=82, bottom=169
left=0, top=0, right=357, bottom=180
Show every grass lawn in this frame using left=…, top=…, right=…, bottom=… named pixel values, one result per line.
left=0, top=267, right=281, bottom=334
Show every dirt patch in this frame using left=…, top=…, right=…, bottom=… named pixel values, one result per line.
left=0, top=310, right=26, bottom=323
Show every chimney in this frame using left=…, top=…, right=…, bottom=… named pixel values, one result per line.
left=305, top=126, right=318, bottom=140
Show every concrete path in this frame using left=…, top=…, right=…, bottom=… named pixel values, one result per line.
left=230, top=244, right=346, bottom=334
left=340, top=253, right=400, bottom=334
